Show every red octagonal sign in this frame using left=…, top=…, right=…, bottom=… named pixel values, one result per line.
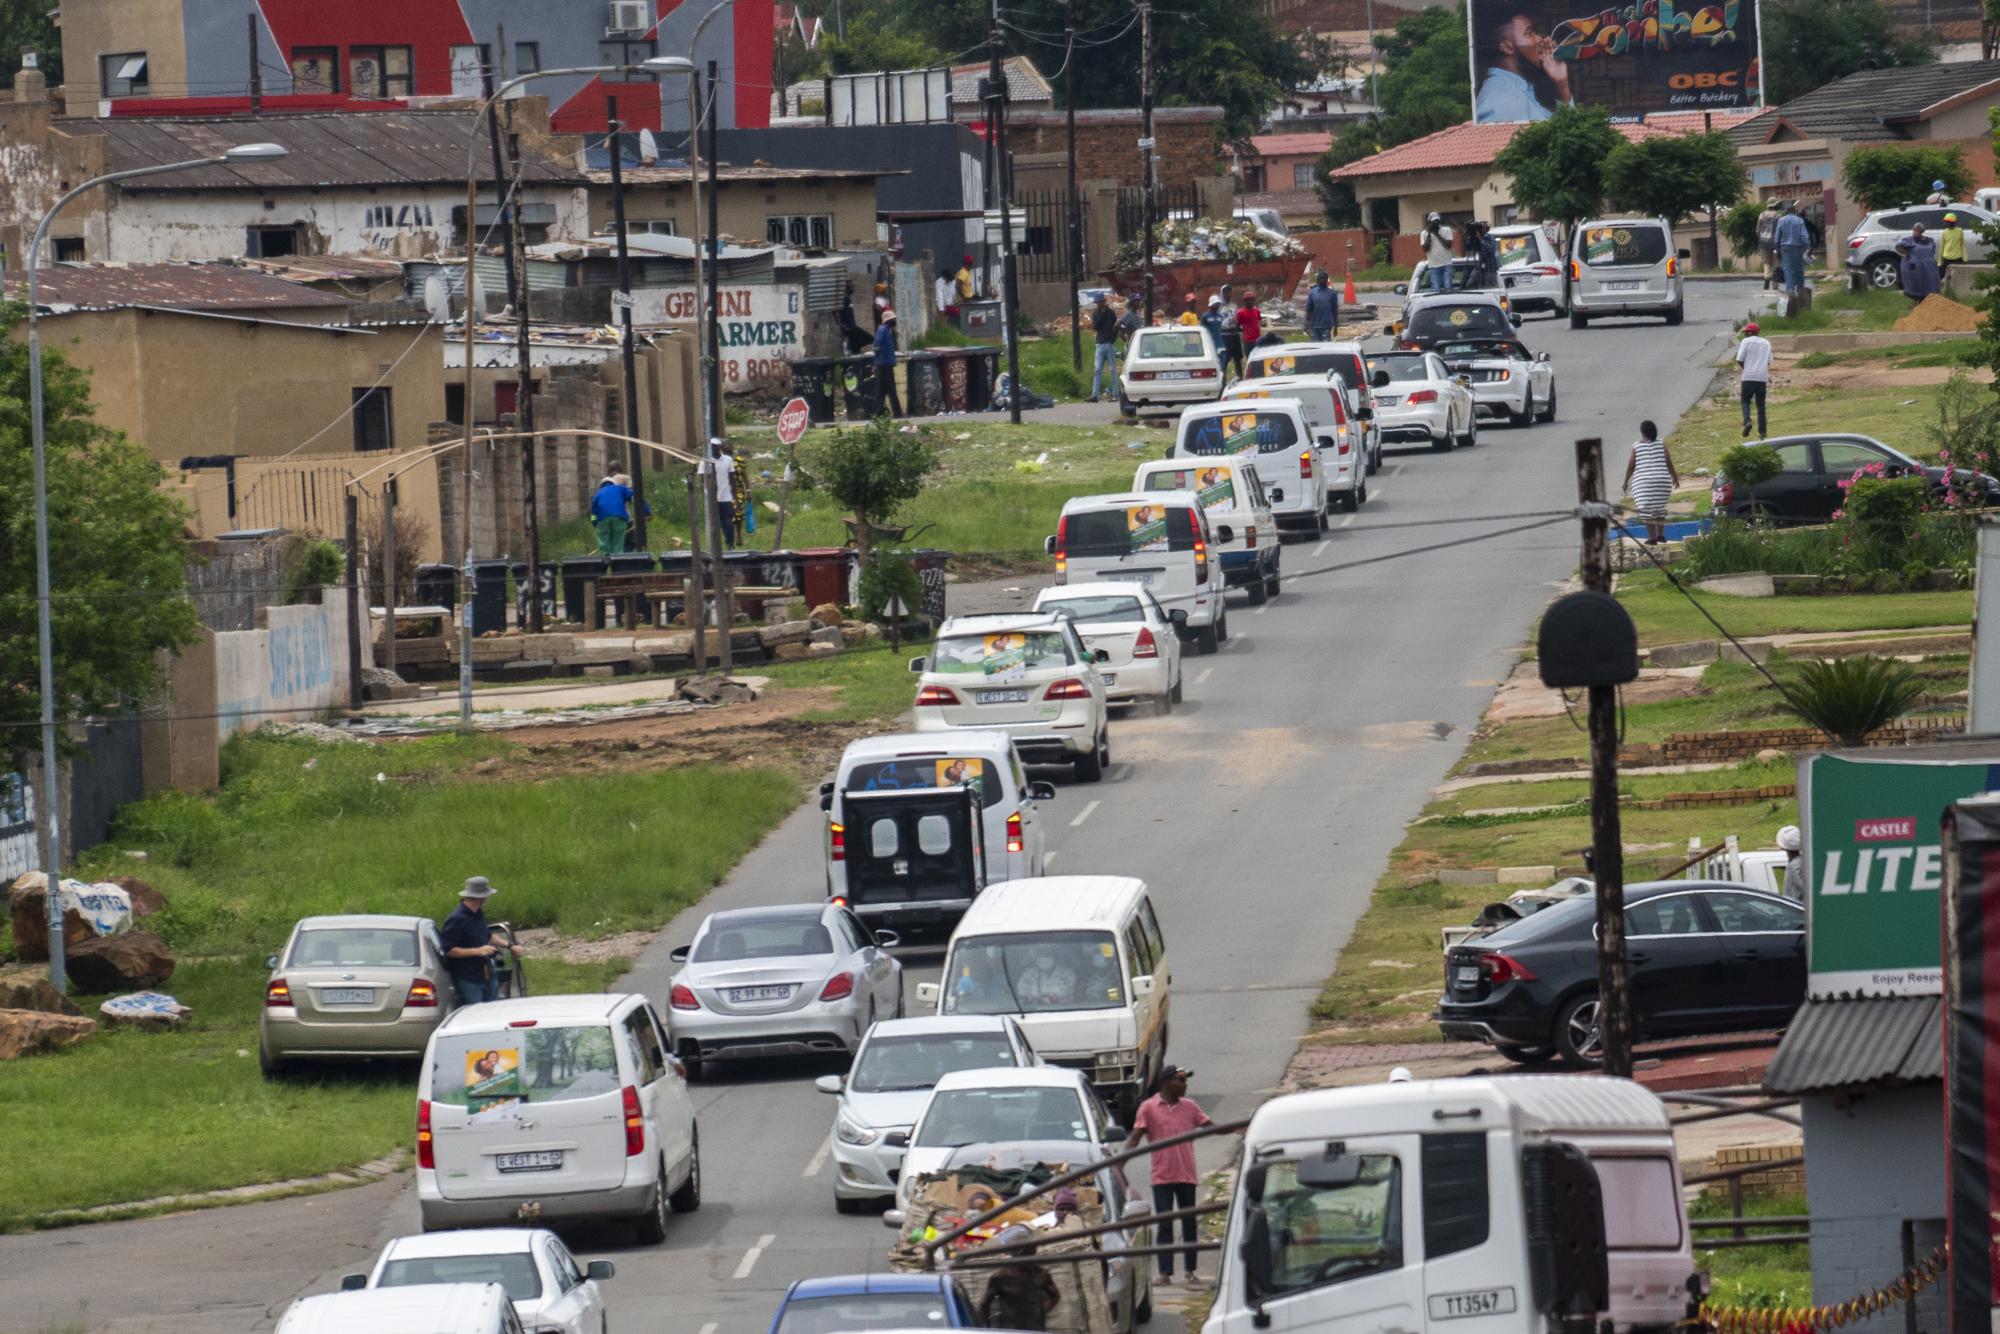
left=777, top=396, right=812, bottom=445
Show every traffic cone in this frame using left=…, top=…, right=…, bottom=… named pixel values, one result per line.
left=1343, top=270, right=1358, bottom=305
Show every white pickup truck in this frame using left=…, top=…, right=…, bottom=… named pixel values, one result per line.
left=1204, top=1076, right=1699, bottom=1334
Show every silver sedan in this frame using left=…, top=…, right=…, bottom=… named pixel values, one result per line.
left=258, top=914, right=457, bottom=1075
left=665, top=903, right=903, bottom=1077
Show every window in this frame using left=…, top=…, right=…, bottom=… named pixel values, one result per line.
left=868, top=817, right=900, bottom=858
left=1422, top=1133, right=1489, bottom=1257
left=450, top=44, right=491, bottom=99
left=288, top=927, right=418, bottom=968
left=916, top=812, right=954, bottom=856
left=1625, top=895, right=1705, bottom=936
left=514, top=42, right=541, bottom=75
left=767, top=214, right=834, bottom=248
left=546, top=1240, right=583, bottom=1293
left=840, top=910, right=872, bottom=950
left=1138, top=899, right=1166, bottom=964
left=1124, top=922, right=1155, bottom=980
left=942, top=930, right=1126, bottom=1014
left=624, top=219, right=678, bottom=236
left=247, top=225, right=300, bottom=259
left=1248, top=1154, right=1404, bottom=1299
left=99, top=51, right=149, bottom=96
left=1293, top=162, right=1317, bottom=190
left=931, top=631, right=1072, bottom=676
left=775, top=1294, right=950, bottom=1333
left=52, top=238, right=85, bottom=262
left=1407, top=304, right=1511, bottom=340
left=352, top=386, right=394, bottom=453
left=845, top=757, right=1001, bottom=808
left=601, top=39, right=659, bottom=69
left=1592, top=1156, right=1684, bottom=1248
left=621, top=1007, right=667, bottom=1083
left=1772, top=442, right=1813, bottom=473
left=1818, top=440, right=1893, bottom=477
left=1579, top=223, right=1669, bottom=267
left=430, top=1025, right=622, bottom=1108
left=1182, top=409, right=1302, bottom=456
left=849, top=1032, right=1021, bottom=1093
left=1705, top=892, right=1802, bottom=934
left=1061, top=506, right=1198, bottom=557
left=289, top=46, right=338, bottom=93
left=1040, top=593, right=1147, bottom=625
left=348, top=46, right=412, bottom=98
left=1143, top=467, right=1241, bottom=515
left=1366, top=354, right=1433, bottom=384
left=914, top=1086, right=1089, bottom=1147
left=379, top=1253, right=541, bottom=1301
left=694, top=917, right=832, bottom=962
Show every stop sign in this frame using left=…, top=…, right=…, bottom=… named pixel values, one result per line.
left=776, top=396, right=812, bottom=445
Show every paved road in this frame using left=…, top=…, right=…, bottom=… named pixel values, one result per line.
left=0, top=283, right=1767, bottom=1334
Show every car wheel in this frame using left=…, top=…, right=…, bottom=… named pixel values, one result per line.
left=257, top=1042, right=287, bottom=1080
left=635, top=1166, right=671, bottom=1244
left=1665, top=303, right=1684, bottom=326
left=1537, top=384, right=1557, bottom=423
left=1314, top=504, right=1329, bottom=536
left=835, top=1193, right=865, bottom=1215
left=1246, top=572, right=1268, bottom=605
left=1154, top=685, right=1173, bottom=716
left=1569, top=310, right=1588, bottom=330
left=1264, top=563, right=1281, bottom=600
left=1431, top=429, right=1453, bottom=453
left=1867, top=255, right=1901, bottom=289
left=1117, top=389, right=1135, bottom=416
left=1508, top=398, right=1533, bottom=428
left=669, top=1128, right=702, bottom=1213
left=895, top=985, right=905, bottom=1019
left=1195, top=618, right=1219, bottom=654
left=1075, top=733, right=1105, bottom=782
left=1495, top=1043, right=1558, bottom=1065
left=1555, top=993, right=1605, bottom=1069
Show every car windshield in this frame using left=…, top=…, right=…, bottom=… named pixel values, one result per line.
left=1580, top=224, right=1668, bottom=267
left=915, top=1085, right=1090, bottom=1147
left=850, top=1031, right=1023, bottom=1092
left=1408, top=304, right=1509, bottom=339
left=1138, top=329, right=1206, bottom=359
left=1366, top=355, right=1431, bottom=383
left=1433, top=338, right=1527, bottom=361
left=942, top=929, right=1126, bottom=1014
left=288, top=927, right=418, bottom=969
left=378, top=1253, right=542, bottom=1301
left=1144, top=465, right=1240, bottom=514
left=1041, top=593, right=1147, bottom=625
left=1248, top=350, right=1345, bottom=380
left=430, top=1025, right=622, bottom=1109
left=775, top=1292, right=948, bottom=1333
left=1250, top=1154, right=1403, bottom=1298
left=695, top=917, right=833, bottom=961
left=846, top=757, right=1002, bottom=810
left=932, top=631, right=1072, bottom=676
left=1182, top=410, right=1301, bottom=455
left=1494, top=232, right=1542, bottom=268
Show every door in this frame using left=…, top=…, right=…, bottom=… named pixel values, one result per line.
left=625, top=1003, right=693, bottom=1179
left=1137, top=897, right=1170, bottom=1056
left=1237, top=1136, right=1424, bottom=1333
left=840, top=907, right=899, bottom=1013
left=429, top=1022, right=630, bottom=1201
left=1621, top=893, right=1718, bottom=1037
left=1698, top=892, right=1806, bottom=1024
left=1749, top=440, right=1820, bottom=521
left=1123, top=919, right=1161, bottom=1074
left=421, top=923, right=457, bottom=1018
left=843, top=790, right=983, bottom=911
left=1008, top=749, right=1044, bottom=877
left=539, top=1235, right=605, bottom=1333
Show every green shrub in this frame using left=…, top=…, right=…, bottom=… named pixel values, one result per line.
left=857, top=551, right=923, bottom=620
left=1718, top=443, right=1782, bottom=488
left=1842, top=474, right=1926, bottom=545
left=1370, top=238, right=1391, bottom=267
left=1783, top=655, right=1927, bottom=744
left=1794, top=351, right=1836, bottom=369
left=282, top=539, right=345, bottom=604
left=109, top=790, right=229, bottom=867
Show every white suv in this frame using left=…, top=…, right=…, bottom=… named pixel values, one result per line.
left=417, top=994, right=700, bottom=1243
left=911, top=613, right=1111, bottom=781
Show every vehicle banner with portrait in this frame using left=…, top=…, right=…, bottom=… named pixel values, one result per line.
left=1219, top=412, right=1270, bottom=454
left=1125, top=505, right=1169, bottom=553
left=1467, top=0, right=1761, bottom=123
left=1149, top=467, right=1238, bottom=513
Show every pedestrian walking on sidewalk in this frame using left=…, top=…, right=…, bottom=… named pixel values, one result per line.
left=1621, top=420, right=1679, bottom=546
left=1757, top=201, right=1782, bottom=291
left=1735, top=320, right=1771, bottom=439
left=1088, top=291, right=1120, bottom=402
left=1305, top=270, right=1339, bottom=340
left=590, top=473, right=637, bottom=555
left=872, top=308, right=903, bottom=418
left=712, top=443, right=739, bottom=548
left=1125, top=1065, right=1212, bottom=1286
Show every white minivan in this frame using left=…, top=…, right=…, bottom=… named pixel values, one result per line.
left=1222, top=375, right=1367, bottom=512
left=1131, top=456, right=1280, bottom=603
left=1171, top=401, right=1328, bottom=537
left=418, top=994, right=700, bottom=1243
left=1569, top=216, right=1686, bottom=326
left=916, top=875, right=1171, bottom=1115
left=277, top=1283, right=524, bottom=1334
left=1048, top=491, right=1229, bottom=652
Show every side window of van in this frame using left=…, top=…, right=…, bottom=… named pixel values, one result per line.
left=623, top=1007, right=666, bottom=1085
left=1138, top=899, right=1167, bottom=963
left=1124, top=922, right=1155, bottom=981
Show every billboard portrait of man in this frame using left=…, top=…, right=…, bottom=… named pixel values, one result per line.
left=1469, top=0, right=1762, bottom=122
left=1474, top=12, right=1575, bottom=123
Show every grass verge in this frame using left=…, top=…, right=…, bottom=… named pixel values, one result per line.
left=1759, top=286, right=1914, bottom=334
left=1616, top=567, right=1971, bottom=646
left=1692, top=1193, right=1812, bottom=1308
left=760, top=634, right=935, bottom=724
left=1665, top=380, right=1951, bottom=479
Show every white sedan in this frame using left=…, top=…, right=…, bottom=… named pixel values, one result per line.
left=345, top=1228, right=613, bottom=1334
left=1033, top=582, right=1185, bottom=715
left=1363, top=350, right=1477, bottom=452
left=1429, top=334, right=1557, bottom=427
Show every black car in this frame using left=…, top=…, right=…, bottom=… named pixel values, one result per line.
left=1710, top=432, right=2000, bottom=525
left=1434, top=880, right=1805, bottom=1067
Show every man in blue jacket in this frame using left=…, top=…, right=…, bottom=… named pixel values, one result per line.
left=1304, top=271, right=1339, bottom=340
left=1198, top=295, right=1228, bottom=372
left=872, top=308, right=903, bottom=418
left=590, top=473, right=635, bottom=555
left=1775, top=201, right=1811, bottom=296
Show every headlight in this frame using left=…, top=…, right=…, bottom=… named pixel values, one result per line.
left=835, top=1114, right=881, bottom=1146
left=1096, top=1048, right=1139, bottom=1069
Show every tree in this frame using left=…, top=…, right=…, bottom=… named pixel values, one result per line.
left=805, top=416, right=940, bottom=568
left=0, top=0, right=60, bottom=87
left=1721, top=199, right=1765, bottom=259
left=1763, top=0, right=1939, bottom=105
left=1841, top=144, right=1973, bottom=209
left=0, top=306, right=199, bottom=766
left=1373, top=6, right=1473, bottom=146
left=1602, top=132, right=1747, bottom=225
left=822, top=13, right=943, bottom=76
left=1314, top=121, right=1384, bottom=229
left=1494, top=105, right=1624, bottom=233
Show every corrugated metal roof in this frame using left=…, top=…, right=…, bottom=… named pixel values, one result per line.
left=57, top=111, right=586, bottom=191
left=1763, top=996, right=1942, bottom=1094
left=9, top=262, right=348, bottom=310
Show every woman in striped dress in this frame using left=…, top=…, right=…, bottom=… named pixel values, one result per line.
left=1621, top=419, right=1679, bottom=545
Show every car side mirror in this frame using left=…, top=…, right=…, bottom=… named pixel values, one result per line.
left=1677, top=247, right=1692, bottom=260
left=908, top=656, right=926, bottom=673
left=1536, top=351, right=1551, bottom=363
left=1454, top=374, right=1472, bottom=386
left=340, top=1275, right=367, bottom=1292
left=1392, top=282, right=1408, bottom=295
left=1885, top=463, right=1909, bottom=477
left=586, top=1261, right=616, bottom=1282
left=1132, top=975, right=1156, bottom=997
left=1371, top=370, right=1390, bottom=388
left=1383, top=323, right=1398, bottom=336
left=1123, top=1196, right=1153, bottom=1219
left=816, top=1073, right=845, bottom=1095
left=1105, top=1123, right=1127, bottom=1141
left=1044, top=535, right=1057, bottom=555
left=669, top=945, right=691, bottom=963
left=1028, top=780, right=1058, bottom=801
left=265, top=954, right=280, bottom=970
left=818, top=780, right=834, bottom=812
left=883, top=1209, right=908, bottom=1230
left=1169, top=608, right=1189, bottom=627
left=875, top=929, right=902, bottom=948
left=1214, top=524, right=1235, bottom=543
left=1509, top=314, right=1523, bottom=327
left=884, top=1129, right=911, bottom=1148
left=1094, top=647, right=1112, bottom=663
left=917, top=981, right=941, bottom=1004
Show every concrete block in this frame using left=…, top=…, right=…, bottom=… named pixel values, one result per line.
left=1644, top=640, right=1719, bottom=668
left=810, top=625, right=846, bottom=649
left=1720, top=639, right=1774, bottom=664
left=581, top=665, right=615, bottom=678
left=1694, top=573, right=1775, bottom=598
left=516, top=633, right=578, bottom=658
left=759, top=620, right=814, bottom=648
left=636, top=631, right=696, bottom=656
left=1438, top=868, right=1498, bottom=886
left=1495, top=865, right=1558, bottom=885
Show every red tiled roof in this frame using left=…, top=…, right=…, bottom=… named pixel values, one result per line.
left=1331, top=115, right=1744, bottom=179
left=1271, top=0, right=1420, bottom=33
left=1250, top=131, right=1336, bottom=158
left=1242, top=188, right=1326, bottom=217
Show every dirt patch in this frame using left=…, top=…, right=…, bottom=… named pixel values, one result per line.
left=1896, top=293, right=1982, bottom=333
left=1489, top=661, right=1707, bottom=721
left=510, top=927, right=655, bottom=962
left=1783, top=361, right=1990, bottom=390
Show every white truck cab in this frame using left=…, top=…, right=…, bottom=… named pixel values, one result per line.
left=1206, top=1076, right=1696, bottom=1334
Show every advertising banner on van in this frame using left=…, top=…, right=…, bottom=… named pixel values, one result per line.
left=1800, top=750, right=2000, bottom=999
left=1467, top=0, right=1762, bottom=123
left=1126, top=505, right=1169, bottom=553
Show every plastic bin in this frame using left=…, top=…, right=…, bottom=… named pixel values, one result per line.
left=509, top=561, right=558, bottom=626
left=558, top=555, right=609, bottom=624
left=790, top=357, right=841, bottom=424
left=798, top=546, right=854, bottom=610
left=469, top=559, right=514, bottom=637
left=932, top=349, right=970, bottom=412
left=909, top=548, right=950, bottom=621
left=723, top=549, right=800, bottom=590
left=413, top=563, right=457, bottom=610
left=838, top=355, right=874, bottom=421
left=964, top=347, right=1001, bottom=412
left=903, top=352, right=944, bottom=418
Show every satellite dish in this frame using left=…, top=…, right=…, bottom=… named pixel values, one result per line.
left=638, top=129, right=659, bottom=166
left=421, top=274, right=451, bottom=321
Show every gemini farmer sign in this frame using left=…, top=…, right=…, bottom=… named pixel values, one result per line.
left=1800, top=750, right=2000, bottom=998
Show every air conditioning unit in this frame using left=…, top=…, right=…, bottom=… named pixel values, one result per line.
left=607, top=0, right=649, bottom=34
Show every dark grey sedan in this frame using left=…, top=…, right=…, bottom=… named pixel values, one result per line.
left=1710, top=433, right=2000, bottom=525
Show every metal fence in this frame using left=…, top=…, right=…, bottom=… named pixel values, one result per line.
left=1113, top=182, right=1202, bottom=247
left=1014, top=187, right=1078, bottom=285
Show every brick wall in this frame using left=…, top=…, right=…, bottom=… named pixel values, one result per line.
left=1629, top=783, right=1796, bottom=811
left=1293, top=228, right=1424, bottom=273
left=1618, top=717, right=1965, bottom=766
left=1708, top=1141, right=1806, bottom=1200
left=1005, top=109, right=1222, bottom=190
left=1801, top=1090, right=1948, bottom=1334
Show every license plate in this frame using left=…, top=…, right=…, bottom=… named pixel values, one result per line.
left=1156, top=370, right=1191, bottom=380
left=1101, top=673, right=1118, bottom=686
left=978, top=689, right=1030, bottom=705
left=727, top=985, right=793, bottom=1003
left=1106, top=572, right=1154, bottom=585
left=1375, top=396, right=1399, bottom=406
left=1604, top=280, right=1643, bottom=291
left=320, top=988, right=375, bottom=1005
left=1453, top=966, right=1480, bottom=984
left=497, top=1150, right=563, bottom=1173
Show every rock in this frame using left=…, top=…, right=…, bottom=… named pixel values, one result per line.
left=9, top=877, right=133, bottom=962
left=758, top=619, right=814, bottom=648
left=1644, top=640, right=1720, bottom=669
left=627, top=656, right=656, bottom=675
left=99, top=991, right=192, bottom=1031
left=1756, top=748, right=1787, bottom=764
left=678, top=676, right=758, bottom=705
left=0, top=967, right=82, bottom=1016
left=361, top=666, right=407, bottom=689
left=807, top=641, right=841, bottom=657
left=0, top=1008, right=96, bottom=1060
left=809, top=602, right=844, bottom=628
left=810, top=625, right=846, bottom=649
left=772, top=642, right=811, bottom=661
left=65, top=932, right=175, bottom=992
left=1694, top=573, right=1776, bottom=598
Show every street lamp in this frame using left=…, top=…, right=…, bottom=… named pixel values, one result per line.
left=25, top=140, right=290, bottom=993
left=453, top=55, right=690, bottom=722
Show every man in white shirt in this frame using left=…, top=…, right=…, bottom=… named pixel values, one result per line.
left=1420, top=214, right=1456, bottom=292
left=1474, top=13, right=1573, bottom=124
left=711, top=443, right=738, bottom=547
left=1735, top=320, right=1771, bottom=439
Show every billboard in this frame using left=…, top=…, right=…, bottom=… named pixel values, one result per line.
left=1468, top=0, right=1762, bottom=123
left=1800, top=750, right=2000, bottom=999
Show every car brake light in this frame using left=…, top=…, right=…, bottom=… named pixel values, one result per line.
left=265, top=978, right=292, bottom=1008
left=1408, top=389, right=1438, bottom=405
left=1131, top=370, right=1156, bottom=381
left=507, top=1019, right=537, bottom=1028
left=829, top=820, right=845, bottom=861
left=915, top=685, right=960, bottom=706
left=670, top=983, right=701, bottom=1011
left=1481, top=953, right=1538, bottom=984
left=1133, top=626, right=1159, bottom=659
left=1534, top=264, right=1559, bottom=275
left=1244, top=523, right=1257, bottom=548
left=1569, top=260, right=1580, bottom=281
left=1848, top=236, right=1864, bottom=249
left=1053, top=515, right=1067, bottom=575
left=1714, top=481, right=1735, bottom=506
left=1298, top=449, right=1313, bottom=479
left=622, top=1085, right=645, bottom=1156
left=820, top=972, right=855, bottom=1002
left=831, top=894, right=849, bottom=907
left=1191, top=367, right=1217, bottom=379
left=417, top=1098, right=434, bottom=1170
left=1007, top=810, right=1024, bottom=852
left=1193, top=536, right=1208, bottom=582
left=1045, top=678, right=1091, bottom=700
left=1666, top=256, right=1678, bottom=277
left=404, top=979, right=439, bottom=1009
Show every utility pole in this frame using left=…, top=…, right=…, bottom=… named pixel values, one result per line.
left=505, top=114, right=541, bottom=632
left=247, top=12, right=261, bottom=112
left=1139, top=0, right=1155, bottom=325
left=607, top=95, right=647, bottom=547
left=1365, top=0, right=1378, bottom=111
left=1065, top=0, right=1081, bottom=373
left=706, top=58, right=723, bottom=445
left=479, top=44, right=538, bottom=632
left=990, top=11, right=1022, bottom=424
left=1575, top=437, right=1633, bottom=1078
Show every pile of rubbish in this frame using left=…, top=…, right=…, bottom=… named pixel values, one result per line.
left=1112, top=217, right=1303, bottom=269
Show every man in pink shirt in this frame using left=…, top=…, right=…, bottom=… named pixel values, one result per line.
left=1124, top=1064, right=1211, bottom=1284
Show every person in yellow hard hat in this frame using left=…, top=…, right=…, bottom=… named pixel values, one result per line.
left=1938, top=212, right=1967, bottom=283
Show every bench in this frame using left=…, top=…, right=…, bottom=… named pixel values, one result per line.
left=585, top=574, right=800, bottom=630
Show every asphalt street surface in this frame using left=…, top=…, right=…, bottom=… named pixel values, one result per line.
left=0, top=281, right=1766, bottom=1334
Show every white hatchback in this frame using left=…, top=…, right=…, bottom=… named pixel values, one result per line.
left=1033, top=582, right=1186, bottom=714
left=1118, top=325, right=1222, bottom=414
left=346, top=1229, right=613, bottom=1334
left=911, top=613, right=1112, bottom=780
